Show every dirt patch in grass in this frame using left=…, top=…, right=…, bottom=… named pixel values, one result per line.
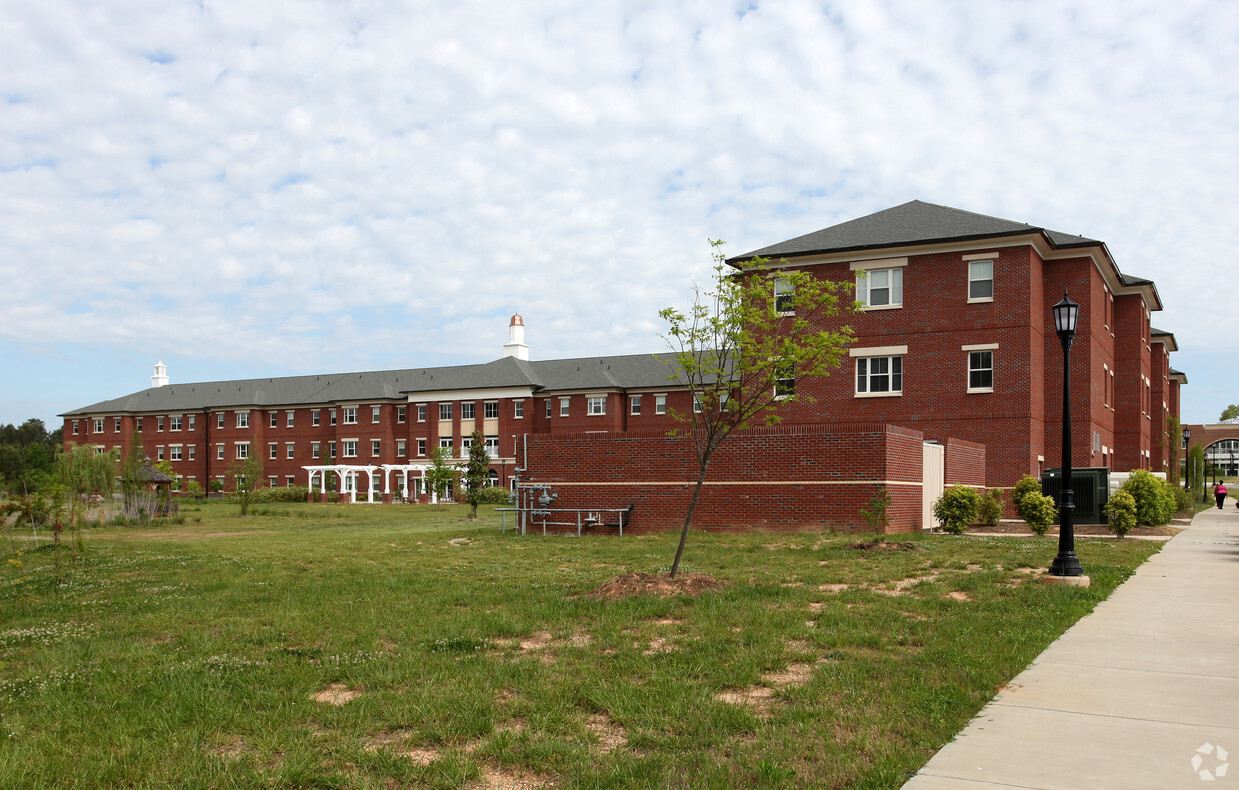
left=845, top=541, right=924, bottom=551
left=762, top=662, right=814, bottom=687
left=714, top=686, right=777, bottom=718
left=945, top=591, right=972, bottom=602
left=467, top=764, right=555, bottom=789
left=817, top=583, right=850, bottom=593
left=127, top=529, right=277, bottom=540
left=401, top=746, right=442, bottom=766
left=586, top=712, right=628, bottom=752
left=589, top=572, right=722, bottom=600
left=310, top=683, right=361, bottom=706
left=206, top=734, right=247, bottom=759
left=875, top=574, right=940, bottom=596
left=448, top=537, right=473, bottom=546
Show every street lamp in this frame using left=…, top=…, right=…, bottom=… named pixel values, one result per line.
left=1049, top=292, right=1083, bottom=577
left=1183, top=427, right=1191, bottom=491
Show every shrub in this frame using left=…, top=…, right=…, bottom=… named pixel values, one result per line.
left=1019, top=492, right=1057, bottom=536
left=859, top=488, right=892, bottom=535
left=1173, top=485, right=1194, bottom=514
left=1120, top=470, right=1175, bottom=526
left=932, top=485, right=981, bottom=534
left=1012, top=475, right=1042, bottom=522
left=472, top=486, right=514, bottom=505
left=1105, top=488, right=1138, bottom=538
left=977, top=489, right=1004, bottom=526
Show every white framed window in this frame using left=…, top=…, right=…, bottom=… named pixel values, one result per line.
left=187, top=415, right=195, bottom=431
left=968, top=350, right=994, bottom=392
left=286, top=411, right=294, bottom=427
left=460, top=436, right=471, bottom=458
left=93, top=418, right=103, bottom=433
left=342, top=440, right=358, bottom=458
left=170, top=416, right=182, bottom=431
left=343, top=407, right=358, bottom=425
left=72, top=420, right=79, bottom=435
left=417, top=404, right=426, bottom=422
left=545, top=399, right=552, bottom=418
left=462, top=402, right=475, bottom=420
left=484, top=401, right=499, bottom=419
left=484, top=435, right=499, bottom=454
left=397, top=439, right=407, bottom=457
left=854, top=263, right=904, bottom=308
left=397, top=406, right=406, bottom=423
left=655, top=394, right=666, bottom=415
left=187, top=445, right=195, bottom=461
left=329, top=409, right=337, bottom=426
left=560, top=397, right=570, bottom=417
left=311, top=442, right=320, bottom=459
left=630, top=396, right=641, bottom=415
left=269, top=411, right=278, bottom=428
left=439, top=437, right=453, bottom=451
left=329, top=441, right=336, bottom=459
left=439, top=403, right=452, bottom=421
left=216, top=413, right=225, bottom=429
left=156, top=446, right=165, bottom=461
left=587, top=396, right=606, bottom=415
left=371, top=405, right=381, bottom=423
left=216, top=443, right=225, bottom=460
left=235, top=442, right=250, bottom=459
left=514, top=400, right=524, bottom=419
left=269, top=476, right=278, bottom=488
left=286, top=442, right=295, bottom=459
left=156, top=416, right=164, bottom=432
left=236, top=412, right=249, bottom=429
left=775, top=360, right=795, bottom=399
left=94, top=445, right=105, bottom=456
left=692, top=395, right=702, bottom=413
left=371, top=439, right=381, bottom=457
left=967, top=259, right=994, bottom=302
left=312, top=409, right=321, bottom=426
left=774, top=276, right=794, bottom=314
left=417, top=439, right=426, bottom=456
left=269, top=442, right=278, bottom=460
left=286, top=475, right=295, bottom=487
left=856, top=356, right=903, bottom=395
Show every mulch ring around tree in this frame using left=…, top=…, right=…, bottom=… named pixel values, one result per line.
left=589, top=572, right=723, bottom=600
left=844, top=541, right=925, bottom=551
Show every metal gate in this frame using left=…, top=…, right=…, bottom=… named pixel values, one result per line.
left=922, top=442, right=945, bottom=530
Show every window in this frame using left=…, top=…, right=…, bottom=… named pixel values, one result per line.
left=269, top=411, right=278, bottom=428
left=460, top=435, right=471, bottom=458
left=156, top=446, right=165, bottom=461
left=371, top=439, right=381, bottom=457
left=545, top=399, right=552, bottom=418
left=72, top=421, right=79, bottom=435
left=397, top=439, right=407, bottom=457
left=774, top=276, right=794, bottom=314
left=170, top=416, right=182, bottom=431
left=371, top=405, right=381, bottom=423
left=692, top=395, right=702, bottom=413
left=169, top=446, right=182, bottom=461
left=137, top=417, right=145, bottom=431
left=112, top=417, right=121, bottom=433
left=188, top=415, right=195, bottom=431
left=630, top=396, right=641, bottom=415
left=157, top=416, right=164, bottom=432
left=560, top=397, right=570, bottom=417
left=439, top=437, right=453, bottom=451
left=235, top=442, right=249, bottom=459
left=968, top=351, right=994, bottom=391
left=397, top=406, right=406, bottom=423
left=484, top=401, right=499, bottom=419
left=93, top=418, right=103, bottom=433
left=439, top=403, right=452, bottom=421
left=485, top=435, right=499, bottom=454
left=329, top=409, right=337, bottom=426
left=286, top=411, right=294, bottom=427
left=286, top=476, right=295, bottom=487
left=269, top=443, right=278, bottom=460
left=216, top=443, right=225, bottom=460
left=417, top=404, right=426, bottom=422
left=655, top=395, right=667, bottom=415
left=514, top=400, right=524, bottom=419
left=343, top=407, right=358, bottom=425
left=417, top=439, right=426, bottom=456
left=311, top=442, right=320, bottom=459
left=216, top=413, right=225, bottom=429
left=312, top=409, right=321, bottom=426
left=286, top=442, right=295, bottom=459
left=775, top=360, right=795, bottom=399
left=462, top=402, right=475, bottom=420
left=587, top=396, right=606, bottom=415
left=188, top=445, right=195, bottom=461
left=236, top=412, right=249, bottom=429
left=94, top=445, right=105, bottom=456
left=269, top=476, right=278, bottom=488
left=968, top=260, right=994, bottom=301
left=343, top=440, right=357, bottom=458
left=856, top=356, right=903, bottom=394
left=856, top=266, right=903, bottom=308
left=329, top=441, right=337, bottom=459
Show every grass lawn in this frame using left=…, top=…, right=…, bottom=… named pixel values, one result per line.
left=0, top=502, right=1163, bottom=789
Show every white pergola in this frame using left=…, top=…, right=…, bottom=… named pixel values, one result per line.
left=303, top=463, right=436, bottom=503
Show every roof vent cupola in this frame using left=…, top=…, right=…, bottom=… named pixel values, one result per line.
left=503, top=314, right=530, bottom=360
left=152, top=361, right=169, bottom=388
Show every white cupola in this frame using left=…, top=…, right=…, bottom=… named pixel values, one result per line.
left=152, top=361, right=169, bottom=388
left=502, top=314, right=530, bottom=360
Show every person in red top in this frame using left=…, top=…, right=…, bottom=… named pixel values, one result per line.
left=1215, top=481, right=1228, bottom=510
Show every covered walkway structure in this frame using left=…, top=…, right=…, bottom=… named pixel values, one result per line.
left=303, top=463, right=437, bottom=503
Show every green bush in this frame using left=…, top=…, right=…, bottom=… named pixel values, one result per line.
left=1104, top=488, right=1138, bottom=538
left=1120, top=470, right=1175, bottom=526
left=472, top=486, right=514, bottom=505
left=1018, top=492, right=1057, bottom=536
left=977, top=489, right=1004, bottom=526
left=932, top=485, right=981, bottom=534
left=230, top=485, right=309, bottom=504
left=1173, top=485, right=1194, bottom=514
left=860, top=488, right=892, bottom=535
left=1012, top=475, right=1042, bottom=521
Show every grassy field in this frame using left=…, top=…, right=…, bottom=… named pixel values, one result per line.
left=0, top=502, right=1164, bottom=789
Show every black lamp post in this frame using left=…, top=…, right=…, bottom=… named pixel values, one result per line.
left=1050, top=292, right=1083, bottom=577
left=1183, top=427, right=1191, bottom=491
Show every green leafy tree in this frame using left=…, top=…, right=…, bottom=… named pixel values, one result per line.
left=859, top=488, right=892, bottom=537
left=227, top=454, right=266, bottom=516
left=463, top=431, right=491, bottom=518
left=425, top=446, right=458, bottom=505
left=1221, top=404, right=1239, bottom=422
left=56, top=443, right=117, bottom=552
left=1186, top=443, right=1206, bottom=504
left=1166, top=416, right=1182, bottom=487
left=932, top=485, right=981, bottom=534
left=659, top=240, right=856, bottom=577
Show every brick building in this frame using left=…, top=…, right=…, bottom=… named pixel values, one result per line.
left=61, top=201, right=1183, bottom=531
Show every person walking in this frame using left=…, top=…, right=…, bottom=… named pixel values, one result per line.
left=1215, top=480, right=1228, bottom=509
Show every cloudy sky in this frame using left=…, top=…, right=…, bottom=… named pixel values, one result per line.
left=2, top=0, right=1236, bottom=430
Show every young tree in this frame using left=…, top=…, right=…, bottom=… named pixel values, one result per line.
left=1221, top=404, right=1239, bottom=422
left=56, top=443, right=116, bottom=553
left=227, top=454, right=266, bottom=516
left=425, top=446, right=458, bottom=505
left=463, top=430, right=491, bottom=518
left=659, top=240, right=856, bottom=577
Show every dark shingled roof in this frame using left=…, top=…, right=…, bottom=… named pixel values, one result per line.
left=730, top=200, right=1102, bottom=262
left=61, top=352, right=686, bottom=417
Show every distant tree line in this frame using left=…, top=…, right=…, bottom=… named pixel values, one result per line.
left=0, top=419, right=63, bottom=494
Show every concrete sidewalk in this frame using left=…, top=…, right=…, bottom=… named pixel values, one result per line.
left=901, top=506, right=1239, bottom=790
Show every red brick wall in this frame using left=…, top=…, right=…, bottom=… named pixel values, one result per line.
left=943, top=438, right=986, bottom=487
left=521, top=423, right=926, bottom=534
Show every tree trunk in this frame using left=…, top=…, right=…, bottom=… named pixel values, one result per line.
left=669, top=449, right=713, bottom=579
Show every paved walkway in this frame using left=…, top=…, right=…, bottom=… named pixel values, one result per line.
left=901, top=505, right=1239, bottom=790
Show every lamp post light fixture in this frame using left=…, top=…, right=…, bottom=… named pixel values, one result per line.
left=1183, top=427, right=1191, bottom=491
left=1049, top=292, right=1085, bottom=579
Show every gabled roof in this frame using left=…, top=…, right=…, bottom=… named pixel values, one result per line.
left=730, top=200, right=1102, bottom=262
